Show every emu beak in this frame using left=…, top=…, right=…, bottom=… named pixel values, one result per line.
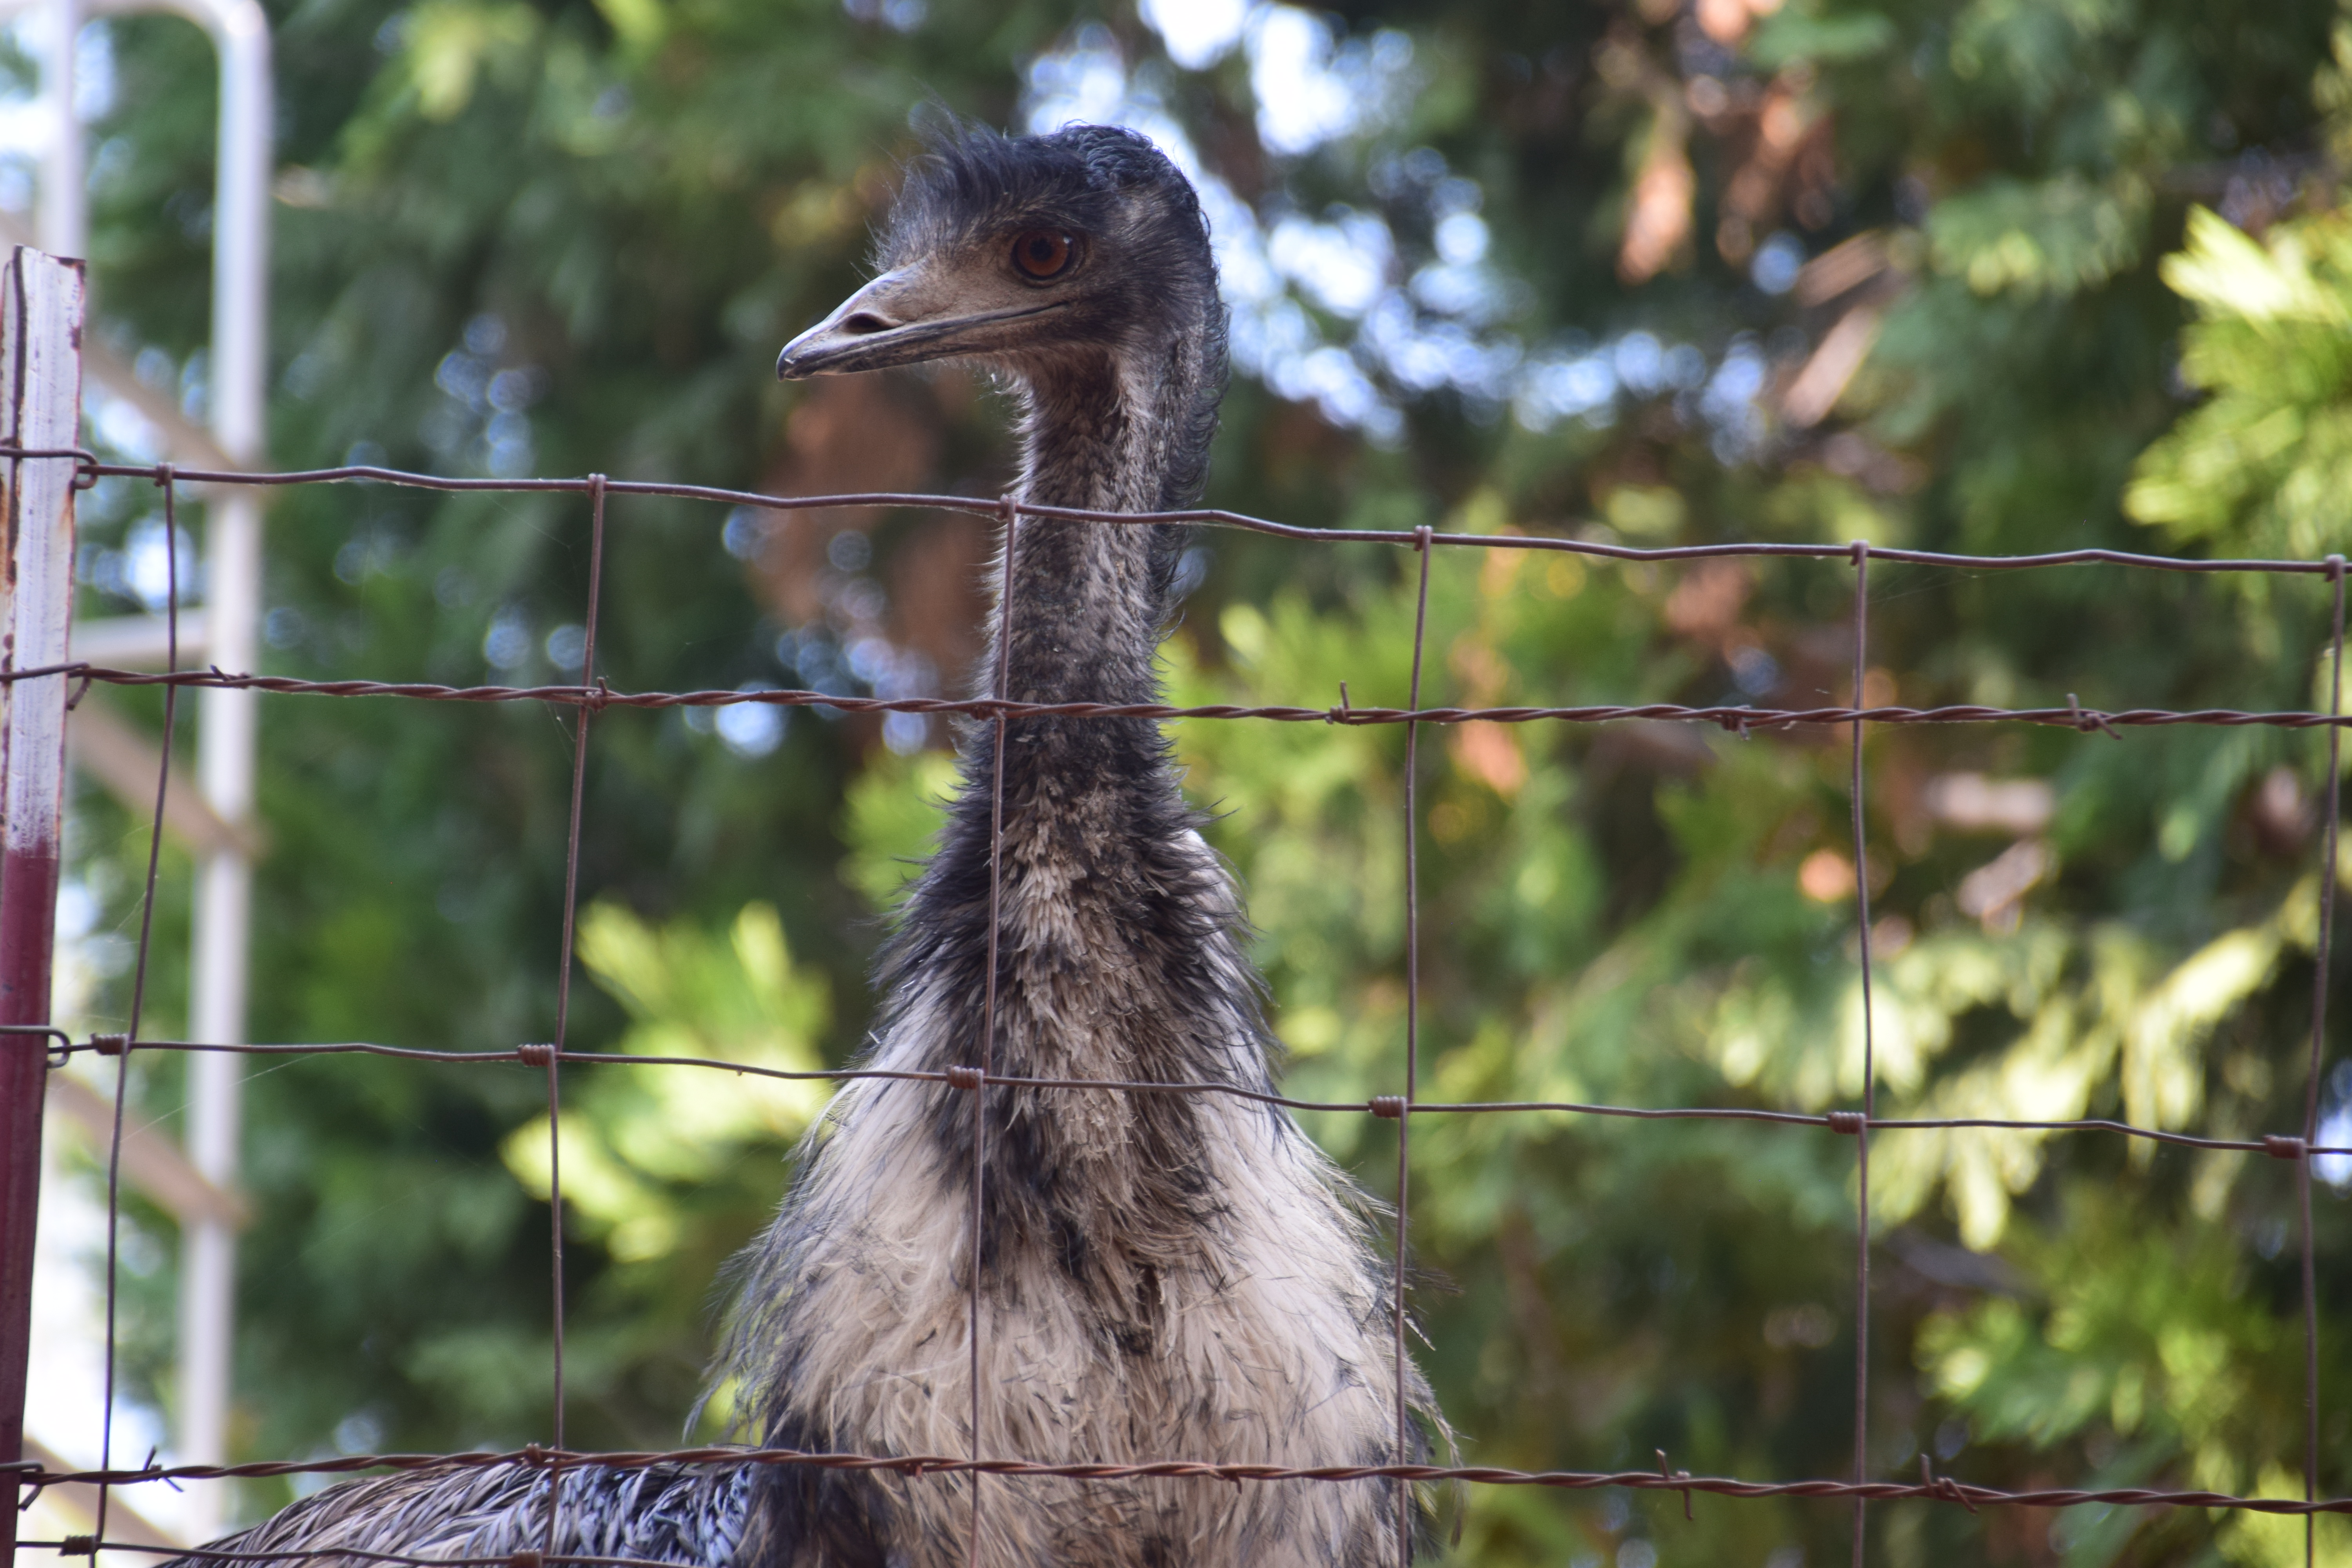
left=777, top=267, right=1064, bottom=379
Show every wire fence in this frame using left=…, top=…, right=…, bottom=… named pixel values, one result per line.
left=5, top=443, right=2352, bottom=1568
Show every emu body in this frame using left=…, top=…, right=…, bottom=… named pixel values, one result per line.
left=169, top=123, right=1437, bottom=1568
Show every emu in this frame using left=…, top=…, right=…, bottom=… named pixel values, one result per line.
left=173, top=122, right=1439, bottom=1568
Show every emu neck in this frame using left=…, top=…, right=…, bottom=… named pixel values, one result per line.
left=924, top=343, right=1225, bottom=1082
left=878, top=336, right=1243, bottom=1314
left=990, top=349, right=1199, bottom=708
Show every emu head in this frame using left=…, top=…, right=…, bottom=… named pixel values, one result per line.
left=777, top=123, right=1222, bottom=396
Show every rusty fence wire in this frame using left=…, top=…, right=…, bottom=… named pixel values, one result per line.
left=5, top=448, right=2352, bottom=1568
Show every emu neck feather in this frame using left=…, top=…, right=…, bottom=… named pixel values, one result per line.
left=993, top=348, right=1205, bottom=707
left=934, top=345, right=1222, bottom=1096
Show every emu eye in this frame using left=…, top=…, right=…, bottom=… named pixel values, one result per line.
left=1010, top=230, right=1076, bottom=281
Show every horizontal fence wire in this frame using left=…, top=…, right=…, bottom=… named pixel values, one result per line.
left=14, top=664, right=2352, bottom=735
left=9, top=448, right=2350, bottom=1559
left=15, top=1444, right=2352, bottom=1514
left=19, top=1033, right=2352, bottom=1154
left=0, top=444, right=2343, bottom=573
left=23, top=1546, right=707, bottom=1568
left=3, top=447, right=2346, bottom=573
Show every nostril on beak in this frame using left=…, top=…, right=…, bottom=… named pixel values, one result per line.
left=839, top=312, right=893, bottom=336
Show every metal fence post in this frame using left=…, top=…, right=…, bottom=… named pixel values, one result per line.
left=0, top=243, right=89, bottom=1565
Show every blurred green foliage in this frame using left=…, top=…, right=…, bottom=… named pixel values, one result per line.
left=45, top=0, right=2352, bottom=1560
left=2129, top=203, right=2352, bottom=559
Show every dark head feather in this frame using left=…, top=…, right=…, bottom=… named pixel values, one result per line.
left=782, top=121, right=1228, bottom=512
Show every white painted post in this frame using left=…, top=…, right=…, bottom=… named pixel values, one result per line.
left=170, top=6, right=270, bottom=1533
left=36, top=0, right=80, bottom=260
left=0, top=243, right=89, bottom=1568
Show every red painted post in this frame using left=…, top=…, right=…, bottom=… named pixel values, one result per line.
left=0, top=245, right=89, bottom=1564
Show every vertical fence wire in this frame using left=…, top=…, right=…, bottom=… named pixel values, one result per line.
left=1392, top=525, right=1434, bottom=1566
left=543, top=474, right=610, bottom=1555
left=92, top=466, right=184, bottom=1561
left=93, top=468, right=183, bottom=1559
left=1847, top=542, right=1877, bottom=1568
left=2298, top=554, right=2345, bottom=1568
left=967, top=498, right=1020, bottom=1568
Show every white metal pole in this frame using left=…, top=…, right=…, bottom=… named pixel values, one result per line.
left=168, top=9, right=267, bottom=1532
left=35, top=0, right=78, bottom=259
left=27, top=0, right=268, bottom=1535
